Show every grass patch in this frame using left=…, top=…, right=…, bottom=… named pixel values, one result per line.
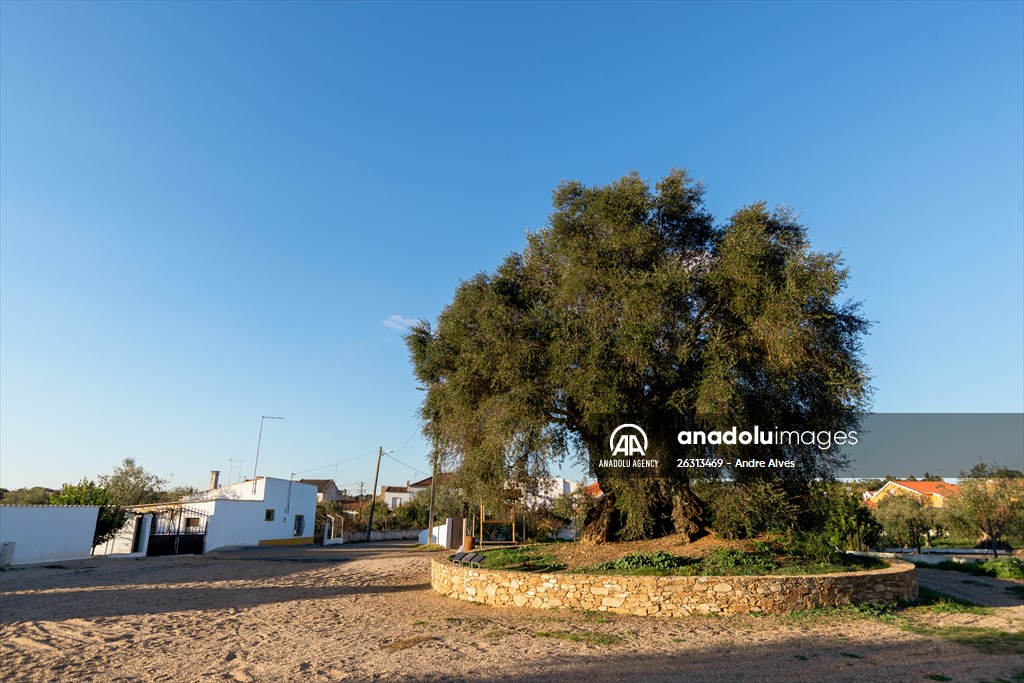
left=533, top=630, right=623, bottom=646
left=901, top=624, right=1024, bottom=656
left=480, top=546, right=566, bottom=572
left=414, top=544, right=445, bottom=551
left=580, top=610, right=611, bottom=624
left=923, top=557, right=1024, bottom=580
left=781, top=590, right=1021, bottom=655
left=913, top=587, right=995, bottom=615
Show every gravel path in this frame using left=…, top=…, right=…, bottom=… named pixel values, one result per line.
left=1, top=543, right=1021, bottom=682
left=916, top=567, right=1024, bottom=607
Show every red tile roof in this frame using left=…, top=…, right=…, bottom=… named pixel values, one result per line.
left=890, top=481, right=960, bottom=497
left=583, top=482, right=603, bottom=497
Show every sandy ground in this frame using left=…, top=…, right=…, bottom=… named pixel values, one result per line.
left=1, top=542, right=1021, bottom=683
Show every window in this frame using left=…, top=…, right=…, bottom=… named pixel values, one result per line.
left=392, top=497, right=401, bottom=508
left=184, top=517, right=201, bottom=531
left=293, top=514, right=305, bottom=537
left=265, top=509, right=275, bottom=522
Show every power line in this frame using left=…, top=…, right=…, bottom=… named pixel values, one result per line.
left=391, top=428, right=419, bottom=454
left=384, top=451, right=429, bottom=478
left=288, top=429, right=421, bottom=479
left=291, top=447, right=379, bottom=477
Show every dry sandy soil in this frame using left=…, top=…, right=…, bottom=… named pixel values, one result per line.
left=1, top=542, right=1021, bottom=683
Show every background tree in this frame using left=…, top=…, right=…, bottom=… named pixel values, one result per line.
left=944, top=478, right=1024, bottom=553
left=873, top=495, right=935, bottom=551
left=99, top=458, right=167, bottom=506
left=158, top=485, right=199, bottom=503
left=807, top=482, right=881, bottom=551
left=408, top=170, right=870, bottom=542
left=551, top=486, right=597, bottom=541
left=50, top=479, right=127, bottom=547
left=0, top=486, right=55, bottom=505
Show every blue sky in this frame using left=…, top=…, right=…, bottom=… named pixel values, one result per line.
left=1, top=1, right=1021, bottom=492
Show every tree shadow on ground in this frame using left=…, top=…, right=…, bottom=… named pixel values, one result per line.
left=1, top=579, right=430, bottom=622
left=916, top=567, right=1024, bottom=607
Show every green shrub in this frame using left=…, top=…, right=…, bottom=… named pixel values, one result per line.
left=985, top=557, right=1024, bottom=579
left=703, top=548, right=778, bottom=573
left=592, top=551, right=692, bottom=572
left=707, top=481, right=798, bottom=539
left=923, top=557, right=1024, bottom=580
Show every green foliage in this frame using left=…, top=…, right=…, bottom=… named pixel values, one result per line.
left=592, top=550, right=692, bottom=573
left=481, top=546, right=565, bottom=572
left=943, top=478, right=1024, bottom=548
left=914, top=587, right=996, bottom=615
left=807, top=482, right=881, bottom=551
left=409, top=170, right=870, bottom=540
left=925, top=557, right=1024, bottom=580
left=532, top=630, right=623, bottom=646
left=0, top=486, right=55, bottom=505
left=99, top=458, right=167, bottom=506
left=50, top=479, right=127, bottom=546
left=702, top=548, right=779, bottom=574
left=706, top=481, right=798, bottom=539
left=873, top=494, right=936, bottom=549
left=573, top=542, right=884, bottom=577
left=158, top=486, right=198, bottom=502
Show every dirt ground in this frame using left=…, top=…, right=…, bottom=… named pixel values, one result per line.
left=1, top=542, right=1021, bottom=683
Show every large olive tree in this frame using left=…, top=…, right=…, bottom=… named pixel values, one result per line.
left=408, top=170, right=869, bottom=542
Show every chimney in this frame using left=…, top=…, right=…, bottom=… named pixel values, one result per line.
left=406, top=480, right=410, bottom=488
left=210, top=470, right=220, bottom=490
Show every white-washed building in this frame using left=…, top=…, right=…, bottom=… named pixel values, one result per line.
left=131, top=476, right=317, bottom=555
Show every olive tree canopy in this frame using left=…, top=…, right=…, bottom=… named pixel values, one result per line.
left=407, top=170, right=870, bottom=541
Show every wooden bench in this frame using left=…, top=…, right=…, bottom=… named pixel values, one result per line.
left=451, top=552, right=485, bottom=568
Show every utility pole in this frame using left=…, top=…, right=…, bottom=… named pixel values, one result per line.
left=427, top=449, right=438, bottom=546
left=366, top=447, right=384, bottom=542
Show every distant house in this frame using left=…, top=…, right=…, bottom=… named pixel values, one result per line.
left=864, top=480, right=960, bottom=508
left=378, top=477, right=433, bottom=509
left=583, top=482, right=604, bottom=499
left=299, top=479, right=342, bottom=502
left=522, top=477, right=582, bottom=508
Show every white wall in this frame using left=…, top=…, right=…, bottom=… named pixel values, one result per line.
left=0, top=506, right=99, bottom=565
left=418, top=518, right=455, bottom=547
left=92, top=514, right=149, bottom=556
left=203, top=478, right=317, bottom=551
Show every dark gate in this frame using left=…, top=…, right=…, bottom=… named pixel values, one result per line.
left=147, top=506, right=209, bottom=556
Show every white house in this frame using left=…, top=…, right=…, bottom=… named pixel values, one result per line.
left=377, top=477, right=432, bottom=509
left=0, top=505, right=100, bottom=566
left=522, top=477, right=581, bottom=509
left=131, top=477, right=318, bottom=554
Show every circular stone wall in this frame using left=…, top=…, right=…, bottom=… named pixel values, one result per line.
left=431, top=559, right=917, bottom=616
